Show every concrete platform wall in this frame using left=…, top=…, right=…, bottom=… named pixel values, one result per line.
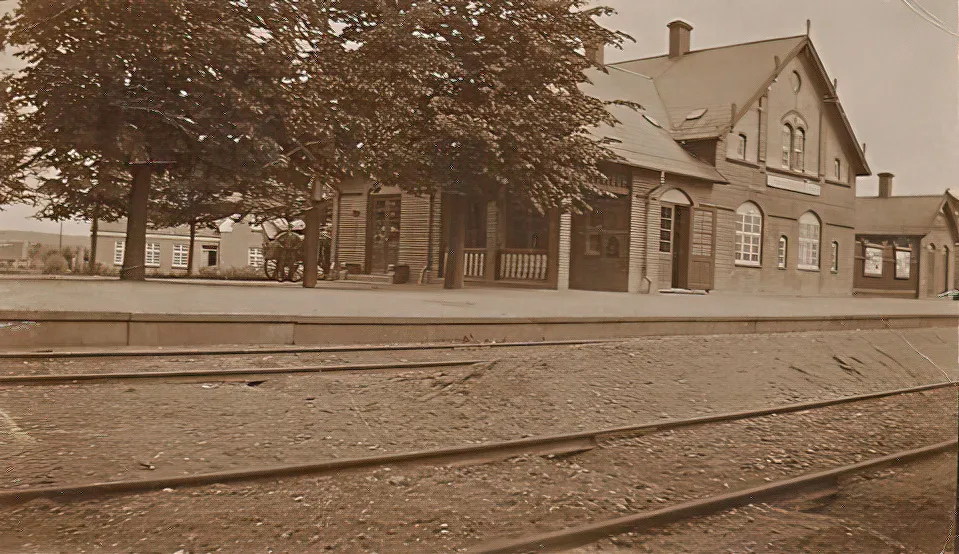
left=0, top=311, right=955, bottom=349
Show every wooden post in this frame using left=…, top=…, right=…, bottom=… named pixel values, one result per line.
left=88, top=203, right=99, bottom=275
left=302, top=202, right=320, bottom=288
left=120, top=165, right=151, bottom=281
left=443, top=193, right=466, bottom=289
left=484, top=199, right=498, bottom=282
left=546, top=208, right=561, bottom=289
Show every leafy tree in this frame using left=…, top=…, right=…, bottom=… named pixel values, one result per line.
left=353, top=0, right=628, bottom=288
left=0, top=0, right=289, bottom=280
left=151, top=166, right=240, bottom=276
left=29, top=151, right=127, bottom=273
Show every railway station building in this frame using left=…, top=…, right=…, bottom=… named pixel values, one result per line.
left=853, top=176, right=959, bottom=299
left=327, top=20, right=871, bottom=295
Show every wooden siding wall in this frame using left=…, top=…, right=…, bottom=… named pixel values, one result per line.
left=398, top=193, right=433, bottom=279
left=336, top=192, right=368, bottom=272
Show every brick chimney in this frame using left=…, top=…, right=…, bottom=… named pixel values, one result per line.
left=668, top=20, right=693, bottom=59
left=878, top=172, right=894, bottom=198
left=585, top=41, right=605, bottom=67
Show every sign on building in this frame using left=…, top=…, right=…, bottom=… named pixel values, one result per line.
left=767, top=174, right=822, bottom=197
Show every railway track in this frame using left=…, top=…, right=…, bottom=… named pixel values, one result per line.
left=1, top=379, right=953, bottom=508
left=0, top=338, right=620, bottom=360
left=471, top=439, right=958, bottom=553
left=0, top=358, right=491, bottom=386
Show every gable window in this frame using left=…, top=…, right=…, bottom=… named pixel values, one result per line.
left=778, top=236, right=788, bottom=269
left=792, top=128, right=806, bottom=172
left=781, top=124, right=792, bottom=168
left=834, top=159, right=842, bottom=180
left=145, top=243, right=161, bottom=267
left=734, top=202, right=763, bottom=266
left=798, top=212, right=821, bottom=270
left=113, top=241, right=125, bottom=266
left=659, top=206, right=674, bottom=253
left=831, top=241, right=839, bottom=273
left=736, top=134, right=747, bottom=160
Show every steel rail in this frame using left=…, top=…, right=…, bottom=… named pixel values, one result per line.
left=471, top=439, right=958, bottom=553
left=0, top=379, right=953, bottom=506
left=0, top=339, right=619, bottom=360
left=0, top=359, right=490, bottom=386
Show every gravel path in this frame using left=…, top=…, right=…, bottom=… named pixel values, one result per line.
left=2, top=380, right=956, bottom=553
left=1, top=329, right=956, bottom=489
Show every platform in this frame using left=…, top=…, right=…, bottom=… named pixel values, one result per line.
left=0, top=279, right=956, bottom=348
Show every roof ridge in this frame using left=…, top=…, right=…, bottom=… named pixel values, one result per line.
left=609, top=34, right=807, bottom=66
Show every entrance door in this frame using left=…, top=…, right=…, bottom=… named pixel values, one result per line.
left=366, top=195, right=401, bottom=274
left=687, top=208, right=717, bottom=291
left=671, top=206, right=691, bottom=289
left=570, top=195, right=630, bottom=292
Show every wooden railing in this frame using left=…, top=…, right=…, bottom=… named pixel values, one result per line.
left=464, top=248, right=486, bottom=278
left=498, top=249, right=548, bottom=281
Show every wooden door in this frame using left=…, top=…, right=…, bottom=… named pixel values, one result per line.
left=687, top=208, right=716, bottom=291
left=366, top=195, right=401, bottom=274
left=671, top=206, right=691, bottom=289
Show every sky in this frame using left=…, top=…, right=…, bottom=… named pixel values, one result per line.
left=0, top=0, right=957, bottom=233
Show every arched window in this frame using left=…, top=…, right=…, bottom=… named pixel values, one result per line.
left=831, top=241, right=839, bottom=273
left=781, top=124, right=792, bottom=168
left=735, top=202, right=763, bottom=266
left=798, top=212, right=821, bottom=270
left=793, top=128, right=806, bottom=172
left=736, top=133, right=747, bottom=160
left=777, top=236, right=788, bottom=269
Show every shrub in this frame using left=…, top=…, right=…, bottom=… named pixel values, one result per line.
left=42, top=254, right=69, bottom=275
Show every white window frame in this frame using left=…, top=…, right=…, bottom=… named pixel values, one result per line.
left=781, top=124, right=792, bottom=168
left=777, top=236, right=788, bottom=269
left=659, top=206, right=674, bottom=253
left=172, top=244, right=189, bottom=269
left=734, top=203, right=763, bottom=267
left=834, top=158, right=842, bottom=180
left=798, top=212, right=821, bottom=270
left=113, top=241, right=125, bottom=266
left=248, top=247, right=264, bottom=268
left=145, top=243, right=161, bottom=267
left=793, top=128, right=806, bottom=172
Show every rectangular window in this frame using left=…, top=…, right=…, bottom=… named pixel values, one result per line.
left=831, top=242, right=839, bottom=273
left=895, top=249, right=912, bottom=279
left=248, top=247, right=264, bottom=268
left=113, top=241, right=125, bottom=266
left=659, top=206, right=673, bottom=253
left=172, top=244, right=189, bottom=268
left=145, top=243, right=161, bottom=267
left=834, top=159, right=842, bottom=180
left=781, top=126, right=791, bottom=168
left=864, top=245, right=883, bottom=277
left=777, top=237, right=788, bottom=269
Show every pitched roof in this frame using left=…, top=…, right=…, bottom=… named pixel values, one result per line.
left=582, top=66, right=726, bottom=184
left=855, top=195, right=947, bottom=236
left=610, top=36, right=806, bottom=140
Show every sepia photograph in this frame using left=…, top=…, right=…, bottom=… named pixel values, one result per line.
left=0, top=0, right=958, bottom=552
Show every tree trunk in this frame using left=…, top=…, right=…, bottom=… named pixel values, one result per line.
left=443, top=193, right=466, bottom=290
left=302, top=203, right=320, bottom=288
left=120, top=166, right=151, bottom=281
left=187, top=220, right=197, bottom=277
left=89, top=205, right=99, bottom=275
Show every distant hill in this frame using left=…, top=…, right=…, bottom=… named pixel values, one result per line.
left=0, top=230, right=89, bottom=249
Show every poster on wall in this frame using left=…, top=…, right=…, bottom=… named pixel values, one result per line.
left=864, top=246, right=883, bottom=277
left=895, top=249, right=912, bottom=279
